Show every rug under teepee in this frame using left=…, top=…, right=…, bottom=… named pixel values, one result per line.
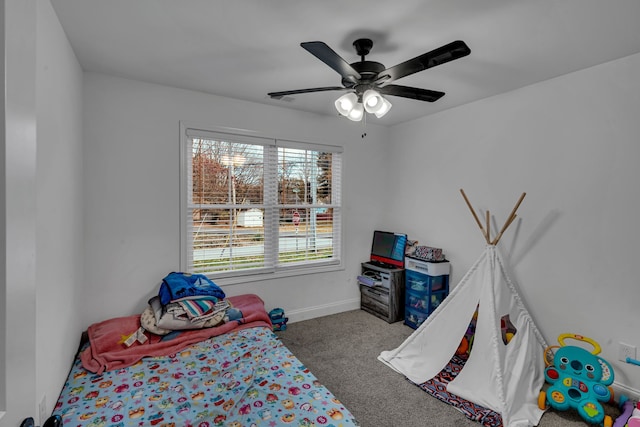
left=412, top=352, right=503, bottom=427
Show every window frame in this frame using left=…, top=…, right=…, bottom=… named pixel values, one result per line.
left=179, top=122, right=344, bottom=284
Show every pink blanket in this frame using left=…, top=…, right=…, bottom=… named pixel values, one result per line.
left=80, top=294, right=272, bottom=374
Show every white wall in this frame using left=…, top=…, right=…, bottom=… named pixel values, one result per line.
left=386, top=52, right=640, bottom=394
left=81, top=72, right=391, bottom=326
left=35, top=0, right=84, bottom=421
left=1, top=0, right=37, bottom=425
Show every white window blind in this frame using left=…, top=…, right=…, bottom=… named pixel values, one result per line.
left=181, top=126, right=342, bottom=278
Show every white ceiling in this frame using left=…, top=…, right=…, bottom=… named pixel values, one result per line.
left=50, top=0, right=640, bottom=126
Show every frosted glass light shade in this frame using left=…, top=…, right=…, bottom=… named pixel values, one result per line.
left=362, top=89, right=384, bottom=113
left=374, top=98, right=392, bottom=118
left=347, top=103, right=364, bottom=121
left=335, top=92, right=358, bottom=117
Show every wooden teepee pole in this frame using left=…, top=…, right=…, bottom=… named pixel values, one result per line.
left=491, top=192, right=526, bottom=245
left=460, top=189, right=490, bottom=244
left=460, top=189, right=526, bottom=246
left=485, top=210, right=491, bottom=244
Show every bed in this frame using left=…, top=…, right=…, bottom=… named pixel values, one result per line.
left=53, top=294, right=359, bottom=427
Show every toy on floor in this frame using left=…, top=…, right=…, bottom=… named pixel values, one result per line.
left=628, top=402, right=640, bottom=427
left=269, top=307, right=288, bottom=331
left=456, top=308, right=478, bottom=356
left=539, top=333, right=614, bottom=427
left=613, top=395, right=640, bottom=427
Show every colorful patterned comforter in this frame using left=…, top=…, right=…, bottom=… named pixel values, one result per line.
left=54, top=326, right=359, bottom=427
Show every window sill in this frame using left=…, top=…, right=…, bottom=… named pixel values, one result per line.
left=212, top=261, right=344, bottom=287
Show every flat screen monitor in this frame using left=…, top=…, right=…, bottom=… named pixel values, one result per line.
left=370, top=230, right=407, bottom=268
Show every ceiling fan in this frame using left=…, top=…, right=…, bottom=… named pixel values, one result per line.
left=268, top=38, right=471, bottom=120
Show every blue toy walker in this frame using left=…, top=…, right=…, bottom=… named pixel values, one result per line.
left=538, top=333, right=614, bottom=427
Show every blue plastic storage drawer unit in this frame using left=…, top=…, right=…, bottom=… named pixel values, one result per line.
left=404, top=258, right=450, bottom=329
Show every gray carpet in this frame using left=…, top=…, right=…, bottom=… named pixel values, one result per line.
left=277, top=309, right=620, bottom=427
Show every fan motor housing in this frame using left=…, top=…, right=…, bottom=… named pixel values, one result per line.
left=342, top=61, right=385, bottom=88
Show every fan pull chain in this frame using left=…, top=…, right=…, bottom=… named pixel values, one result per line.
left=361, top=112, right=367, bottom=139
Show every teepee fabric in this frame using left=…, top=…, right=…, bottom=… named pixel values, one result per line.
left=379, top=245, right=547, bottom=427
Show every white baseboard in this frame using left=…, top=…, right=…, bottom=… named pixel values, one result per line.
left=612, top=381, right=640, bottom=402
left=286, top=298, right=360, bottom=324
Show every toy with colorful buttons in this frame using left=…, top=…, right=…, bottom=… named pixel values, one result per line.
left=269, top=308, right=288, bottom=331
left=538, top=333, right=615, bottom=427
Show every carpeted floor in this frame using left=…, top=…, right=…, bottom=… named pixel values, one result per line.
left=277, top=309, right=621, bottom=427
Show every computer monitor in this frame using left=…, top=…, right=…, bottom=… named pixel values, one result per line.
left=370, top=230, right=407, bottom=268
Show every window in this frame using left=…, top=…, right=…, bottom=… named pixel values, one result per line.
left=180, top=125, right=342, bottom=279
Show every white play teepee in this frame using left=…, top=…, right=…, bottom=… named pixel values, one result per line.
left=379, top=190, right=548, bottom=427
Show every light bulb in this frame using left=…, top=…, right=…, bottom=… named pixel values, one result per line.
left=347, top=103, right=364, bottom=121
left=335, top=93, right=358, bottom=117
left=363, top=89, right=384, bottom=113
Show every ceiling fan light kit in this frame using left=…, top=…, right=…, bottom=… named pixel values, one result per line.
left=268, top=37, right=470, bottom=122
left=335, top=89, right=390, bottom=120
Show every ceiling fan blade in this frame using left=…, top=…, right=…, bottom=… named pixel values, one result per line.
left=376, top=40, right=470, bottom=84
left=301, top=41, right=361, bottom=84
left=379, top=85, right=445, bottom=102
left=268, top=86, right=345, bottom=99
